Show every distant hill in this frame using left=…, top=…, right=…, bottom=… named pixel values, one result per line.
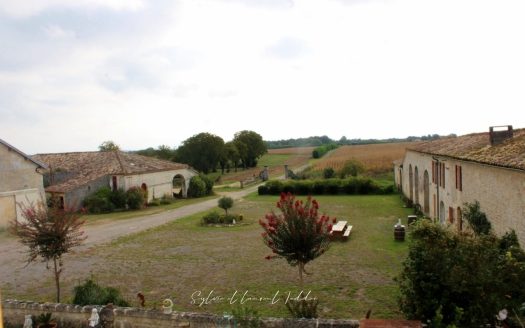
left=265, top=134, right=456, bottom=149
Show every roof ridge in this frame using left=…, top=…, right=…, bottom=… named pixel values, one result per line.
left=0, top=138, right=48, bottom=169
left=113, top=150, right=127, bottom=174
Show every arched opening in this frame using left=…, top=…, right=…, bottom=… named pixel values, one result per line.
left=414, top=166, right=419, bottom=205
left=408, top=164, right=413, bottom=201
left=141, top=183, right=148, bottom=203
left=172, top=174, right=186, bottom=198
left=141, top=183, right=147, bottom=192
left=457, top=207, right=463, bottom=231
left=423, top=170, right=430, bottom=214
left=439, top=201, right=445, bottom=224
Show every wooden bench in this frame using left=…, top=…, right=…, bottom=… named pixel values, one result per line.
left=343, top=225, right=353, bottom=239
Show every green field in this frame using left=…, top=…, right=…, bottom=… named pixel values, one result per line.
left=6, top=193, right=412, bottom=319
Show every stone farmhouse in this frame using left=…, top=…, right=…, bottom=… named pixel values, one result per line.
left=394, top=125, right=525, bottom=245
left=0, top=138, right=47, bottom=227
left=32, top=151, right=198, bottom=210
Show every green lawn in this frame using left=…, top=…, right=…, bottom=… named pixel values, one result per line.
left=257, top=154, right=292, bottom=167
left=6, top=194, right=412, bottom=320
left=83, top=195, right=218, bottom=225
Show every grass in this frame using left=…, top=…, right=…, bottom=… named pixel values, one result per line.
left=4, top=194, right=413, bottom=320
left=82, top=195, right=218, bottom=225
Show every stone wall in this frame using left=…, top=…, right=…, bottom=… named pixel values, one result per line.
left=2, top=300, right=360, bottom=328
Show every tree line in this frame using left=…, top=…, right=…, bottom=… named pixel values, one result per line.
left=265, top=133, right=456, bottom=149
left=131, top=130, right=267, bottom=174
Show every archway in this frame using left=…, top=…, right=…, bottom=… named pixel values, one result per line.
left=439, top=201, right=445, bottom=224
left=414, top=166, right=419, bottom=205
left=172, top=174, right=186, bottom=198
left=408, top=164, right=413, bottom=201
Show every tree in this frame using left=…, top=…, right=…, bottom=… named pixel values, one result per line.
left=156, top=145, right=175, bottom=161
left=323, top=167, right=335, bottom=179
left=98, top=140, right=120, bottom=151
left=259, top=193, right=332, bottom=285
left=398, top=220, right=525, bottom=326
left=175, top=133, right=225, bottom=173
left=233, top=130, right=267, bottom=168
left=223, top=141, right=240, bottom=173
left=218, top=196, right=233, bottom=215
left=339, top=159, right=365, bottom=178
left=9, top=202, right=86, bottom=302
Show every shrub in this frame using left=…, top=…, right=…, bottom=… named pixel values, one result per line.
left=202, top=211, right=221, bottom=224
left=260, top=193, right=332, bottom=284
left=325, top=179, right=340, bottom=194
left=126, top=187, right=146, bottom=210
left=200, top=174, right=214, bottom=195
left=462, top=201, right=492, bottom=235
left=323, top=167, right=335, bottom=179
left=83, top=193, right=115, bottom=214
left=73, top=278, right=129, bottom=306
left=109, top=189, right=127, bottom=208
left=339, top=159, right=365, bottom=178
left=188, top=176, right=207, bottom=198
left=231, top=306, right=261, bottom=328
left=286, top=299, right=319, bottom=319
left=218, top=196, right=234, bottom=214
left=258, top=185, right=269, bottom=195
left=266, top=180, right=283, bottom=195
left=398, top=220, right=525, bottom=326
left=160, top=198, right=172, bottom=205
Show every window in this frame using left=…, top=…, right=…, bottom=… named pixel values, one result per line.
left=432, top=161, right=435, bottom=183
left=455, top=165, right=462, bottom=191
left=440, top=162, right=445, bottom=188
left=112, top=176, right=118, bottom=192
left=448, top=207, right=454, bottom=224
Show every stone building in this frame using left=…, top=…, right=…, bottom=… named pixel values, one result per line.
left=394, top=126, right=525, bottom=245
left=32, top=151, right=198, bottom=210
left=0, top=138, right=46, bottom=227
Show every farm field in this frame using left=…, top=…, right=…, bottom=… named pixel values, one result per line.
left=2, top=194, right=412, bottom=320
left=312, top=142, right=419, bottom=176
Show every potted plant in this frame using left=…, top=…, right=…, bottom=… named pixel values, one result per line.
left=34, top=312, right=57, bottom=328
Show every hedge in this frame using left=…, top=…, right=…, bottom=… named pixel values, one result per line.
left=312, top=144, right=339, bottom=159
left=258, top=178, right=394, bottom=196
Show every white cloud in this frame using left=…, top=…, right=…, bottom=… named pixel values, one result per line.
left=1, top=0, right=525, bottom=153
left=43, top=24, right=76, bottom=40
left=0, top=0, right=145, bottom=18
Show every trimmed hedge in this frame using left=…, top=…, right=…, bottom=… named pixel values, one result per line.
left=258, top=178, right=394, bottom=195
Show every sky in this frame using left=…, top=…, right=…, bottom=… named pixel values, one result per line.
left=1, top=0, right=524, bottom=154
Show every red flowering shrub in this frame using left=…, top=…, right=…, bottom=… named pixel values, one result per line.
left=259, top=193, right=333, bottom=284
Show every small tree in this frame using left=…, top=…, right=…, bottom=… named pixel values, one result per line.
left=463, top=201, right=492, bottom=235
left=218, top=196, right=233, bottom=215
left=323, top=167, right=335, bottom=179
left=9, top=201, right=86, bottom=302
left=259, top=193, right=333, bottom=285
left=98, top=140, right=120, bottom=151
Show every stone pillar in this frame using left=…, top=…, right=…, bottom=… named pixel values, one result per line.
left=262, top=166, right=269, bottom=181
left=284, top=165, right=289, bottom=179
left=99, top=304, right=115, bottom=328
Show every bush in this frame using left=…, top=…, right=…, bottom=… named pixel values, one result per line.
left=73, top=278, right=129, bottom=306
left=286, top=299, right=319, bottom=319
left=200, top=174, right=214, bottom=195
left=323, top=167, right=335, bottom=179
left=188, top=176, right=207, bottom=198
left=398, top=220, right=525, bottom=326
left=109, top=189, right=127, bottom=208
left=202, top=211, right=221, bottom=224
left=339, top=159, right=365, bottom=178
left=83, top=193, right=115, bottom=214
left=258, top=185, right=269, bottom=195
left=126, top=187, right=146, bottom=210
left=202, top=211, right=241, bottom=225
left=160, top=198, right=172, bottom=205
left=462, top=201, right=492, bottom=235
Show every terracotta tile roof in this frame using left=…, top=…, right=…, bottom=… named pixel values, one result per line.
left=0, top=138, right=47, bottom=169
left=32, top=151, right=190, bottom=192
left=407, top=128, right=525, bottom=171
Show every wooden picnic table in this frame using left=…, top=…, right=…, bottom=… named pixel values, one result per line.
left=330, top=220, right=353, bottom=240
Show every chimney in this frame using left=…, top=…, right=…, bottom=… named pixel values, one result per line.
left=489, top=125, right=513, bottom=145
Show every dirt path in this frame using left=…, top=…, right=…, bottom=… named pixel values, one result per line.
left=0, top=184, right=262, bottom=288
